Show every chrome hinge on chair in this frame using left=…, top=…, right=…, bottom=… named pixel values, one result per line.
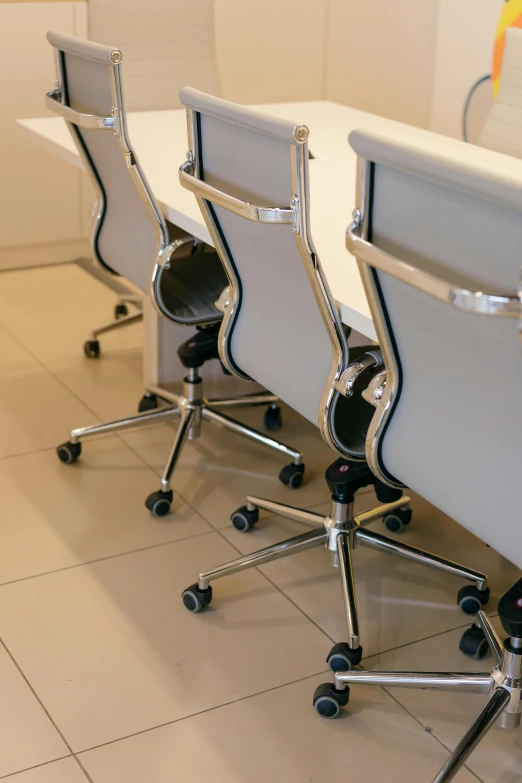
left=334, top=350, right=383, bottom=398
left=157, top=236, right=196, bottom=270
left=362, top=370, right=387, bottom=407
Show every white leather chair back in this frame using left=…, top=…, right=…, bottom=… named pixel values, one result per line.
left=348, top=125, right=522, bottom=567
left=479, top=27, right=522, bottom=158
left=47, top=30, right=167, bottom=294
left=178, top=88, right=361, bottom=457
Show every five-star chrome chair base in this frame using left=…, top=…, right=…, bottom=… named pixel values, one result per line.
left=56, top=367, right=305, bottom=517
left=181, top=490, right=490, bottom=675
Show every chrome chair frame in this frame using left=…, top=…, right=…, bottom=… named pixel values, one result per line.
left=179, top=105, right=489, bottom=679
left=317, top=158, right=522, bottom=783
left=179, top=110, right=354, bottom=462
left=50, top=41, right=302, bottom=515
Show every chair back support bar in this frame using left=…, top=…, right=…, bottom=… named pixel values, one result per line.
left=179, top=88, right=366, bottom=458
left=347, top=222, right=522, bottom=319
left=46, top=30, right=167, bottom=294
left=179, top=160, right=297, bottom=227
left=46, top=88, right=116, bottom=130
left=348, top=125, right=522, bottom=567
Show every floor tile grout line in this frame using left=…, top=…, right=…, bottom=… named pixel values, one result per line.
left=382, top=687, right=486, bottom=782
left=72, top=755, right=95, bottom=783
left=0, top=527, right=218, bottom=589
left=0, top=640, right=94, bottom=782
left=0, top=637, right=76, bottom=757
left=73, top=668, right=331, bottom=757
left=212, top=526, right=338, bottom=645
left=0, top=754, right=73, bottom=780
left=362, top=614, right=499, bottom=664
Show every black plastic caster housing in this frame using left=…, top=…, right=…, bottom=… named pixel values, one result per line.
left=279, top=463, right=305, bottom=489
left=326, top=642, right=363, bottom=672
left=145, top=489, right=173, bottom=517
left=264, top=404, right=282, bottom=432
left=457, top=584, right=490, bottom=615
left=114, top=303, right=129, bottom=319
left=383, top=507, right=412, bottom=534
left=459, top=625, right=490, bottom=660
left=56, top=441, right=82, bottom=464
left=182, top=583, right=213, bottom=613
left=231, top=505, right=260, bottom=532
left=138, top=393, right=158, bottom=413
left=84, top=339, right=100, bottom=359
left=313, top=682, right=350, bottom=718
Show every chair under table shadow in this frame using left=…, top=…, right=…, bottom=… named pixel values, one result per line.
left=312, top=126, right=522, bottom=781
left=47, top=31, right=305, bottom=517
left=173, top=88, right=491, bottom=677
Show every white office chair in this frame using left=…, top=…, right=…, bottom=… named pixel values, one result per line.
left=479, top=27, right=522, bottom=158
left=175, top=89, right=491, bottom=677
left=313, top=125, right=522, bottom=781
left=47, top=31, right=305, bottom=517
left=82, top=0, right=222, bottom=357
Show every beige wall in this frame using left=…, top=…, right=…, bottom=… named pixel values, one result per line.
left=325, top=0, right=439, bottom=128
left=0, top=1, right=89, bottom=268
left=429, top=0, right=503, bottom=138
left=215, top=0, right=328, bottom=104
left=88, top=0, right=221, bottom=110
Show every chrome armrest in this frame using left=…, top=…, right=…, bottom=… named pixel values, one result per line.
left=157, top=236, right=195, bottom=270
left=362, top=370, right=387, bottom=408
left=46, top=88, right=116, bottom=131
left=347, top=213, right=522, bottom=320
left=334, top=350, right=383, bottom=397
left=179, top=158, right=298, bottom=229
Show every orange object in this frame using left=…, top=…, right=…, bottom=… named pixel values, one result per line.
left=492, top=1, right=522, bottom=95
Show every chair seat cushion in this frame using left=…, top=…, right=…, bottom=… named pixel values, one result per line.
left=158, top=246, right=228, bottom=325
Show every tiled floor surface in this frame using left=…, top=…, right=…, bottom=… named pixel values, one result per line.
left=0, top=264, right=519, bottom=782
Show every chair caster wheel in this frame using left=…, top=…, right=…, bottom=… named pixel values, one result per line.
left=145, top=489, right=173, bottom=517
left=313, top=683, right=350, bottom=719
left=383, top=507, right=412, bottom=534
left=279, top=463, right=305, bottom=489
left=326, top=642, right=363, bottom=672
left=114, top=303, right=128, bottom=319
left=459, top=625, right=490, bottom=660
left=182, top=583, right=213, bottom=613
left=231, top=505, right=259, bottom=532
left=84, top=339, right=100, bottom=359
left=56, top=441, right=82, bottom=464
left=459, top=625, right=489, bottom=661
left=138, top=393, right=158, bottom=413
left=457, top=585, right=490, bottom=615
left=264, top=404, right=282, bottom=431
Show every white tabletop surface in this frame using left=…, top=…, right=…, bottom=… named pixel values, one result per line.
left=18, top=101, right=411, bottom=340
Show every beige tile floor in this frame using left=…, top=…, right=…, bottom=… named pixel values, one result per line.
left=0, top=263, right=518, bottom=782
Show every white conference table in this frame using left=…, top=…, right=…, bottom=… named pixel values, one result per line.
left=18, top=101, right=409, bottom=384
